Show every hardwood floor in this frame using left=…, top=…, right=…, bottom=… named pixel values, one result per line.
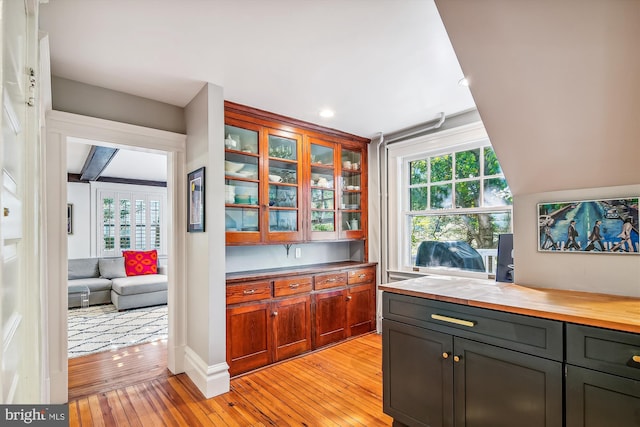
left=68, top=333, right=392, bottom=426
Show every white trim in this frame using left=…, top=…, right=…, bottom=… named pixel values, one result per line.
left=184, top=346, right=230, bottom=398
left=387, top=122, right=512, bottom=275
left=46, top=110, right=185, bottom=153
left=44, top=111, right=187, bottom=403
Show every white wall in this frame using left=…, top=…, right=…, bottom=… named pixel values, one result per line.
left=67, top=182, right=91, bottom=259
left=66, top=181, right=168, bottom=259
left=183, top=83, right=229, bottom=398
left=514, top=184, right=640, bottom=297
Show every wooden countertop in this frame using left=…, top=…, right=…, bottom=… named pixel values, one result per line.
left=226, top=261, right=377, bottom=284
left=379, top=275, right=640, bottom=334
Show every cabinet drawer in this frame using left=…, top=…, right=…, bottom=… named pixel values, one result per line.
left=383, top=292, right=563, bottom=361
left=315, top=272, right=348, bottom=290
left=347, top=267, right=375, bottom=284
left=274, top=276, right=313, bottom=297
left=226, top=281, right=272, bottom=305
left=566, top=323, right=640, bottom=380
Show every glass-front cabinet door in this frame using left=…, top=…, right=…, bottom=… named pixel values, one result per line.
left=264, top=129, right=303, bottom=242
left=340, top=147, right=365, bottom=238
left=309, top=138, right=338, bottom=240
left=225, top=122, right=261, bottom=244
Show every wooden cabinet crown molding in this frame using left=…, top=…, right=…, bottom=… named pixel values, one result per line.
left=224, top=101, right=371, bottom=145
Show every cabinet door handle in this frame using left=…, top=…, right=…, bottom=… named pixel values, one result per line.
left=633, top=355, right=640, bottom=363
left=272, top=311, right=278, bottom=317
left=431, top=314, right=476, bottom=328
left=453, top=355, right=462, bottom=363
left=289, top=283, right=300, bottom=289
left=442, top=352, right=450, bottom=359
left=243, top=289, right=256, bottom=295
left=346, top=295, right=352, bottom=301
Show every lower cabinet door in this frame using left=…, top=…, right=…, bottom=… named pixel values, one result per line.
left=347, top=283, right=375, bottom=337
left=226, top=302, right=272, bottom=376
left=453, top=337, right=563, bottom=427
left=383, top=319, right=454, bottom=427
left=313, top=288, right=347, bottom=348
left=273, top=295, right=312, bottom=361
left=566, top=365, right=640, bottom=427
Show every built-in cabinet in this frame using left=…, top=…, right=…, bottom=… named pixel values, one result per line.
left=565, top=324, right=640, bottom=427
left=382, top=291, right=640, bottom=427
left=224, top=102, right=369, bottom=246
left=383, top=292, right=563, bottom=427
left=226, top=264, right=376, bottom=376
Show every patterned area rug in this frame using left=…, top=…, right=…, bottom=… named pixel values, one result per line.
left=68, top=304, right=167, bottom=358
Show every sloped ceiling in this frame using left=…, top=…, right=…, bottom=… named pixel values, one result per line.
left=435, top=0, right=640, bottom=196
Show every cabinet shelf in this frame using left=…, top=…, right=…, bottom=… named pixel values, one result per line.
left=225, top=101, right=369, bottom=247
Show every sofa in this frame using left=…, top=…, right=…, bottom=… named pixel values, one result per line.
left=68, top=253, right=168, bottom=310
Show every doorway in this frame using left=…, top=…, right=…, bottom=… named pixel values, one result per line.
left=45, top=111, right=187, bottom=403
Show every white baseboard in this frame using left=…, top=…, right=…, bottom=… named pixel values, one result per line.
left=183, top=346, right=230, bottom=398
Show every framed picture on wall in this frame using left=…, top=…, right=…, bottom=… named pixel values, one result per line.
left=187, top=167, right=205, bottom=232
left=67, top=203, right=73, bottom=235
left=537, top=197, right=638, bottom=254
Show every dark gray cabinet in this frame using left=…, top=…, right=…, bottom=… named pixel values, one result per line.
left=566, top=324, right=640, bottom=427
left=383, top=292, right=564, bottom=427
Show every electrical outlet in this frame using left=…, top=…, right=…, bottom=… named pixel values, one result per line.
left=295, top=248, right=301, bottom=258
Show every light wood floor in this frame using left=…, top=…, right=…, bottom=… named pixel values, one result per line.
left=68, top=333, right=392, bottom=426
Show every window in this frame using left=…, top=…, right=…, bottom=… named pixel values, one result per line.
left=388, top=123, right=512, bottom=277
left=97, top=188, right=165, bottom=257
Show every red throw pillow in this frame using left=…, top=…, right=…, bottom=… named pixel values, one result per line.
left=123, top=250, right=158, bottom=276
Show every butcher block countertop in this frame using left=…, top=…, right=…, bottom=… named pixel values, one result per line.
left=380, top=275, right=640, bottom=334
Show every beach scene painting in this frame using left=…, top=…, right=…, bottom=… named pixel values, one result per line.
left=538, top=197, right=639, bottom=254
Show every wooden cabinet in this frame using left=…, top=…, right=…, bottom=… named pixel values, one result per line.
left=313, top=266, right=376, bottom=349
left=227, top=263, right=376, bottom=376
left=313, top=287, right=348, bottom=348
left=382, top=292, right=563, bottom=427
left=226, top=300, right=271, bottom=377
left=272, top=294, right=312, bottom=362
left=224, top=102, right=369, bottom=247
left=565, top=324, right=640, bottom=427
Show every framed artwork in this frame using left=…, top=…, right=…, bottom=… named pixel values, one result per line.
left=537, top=197, right=638, bottom=254
left=67, top=203, right=73, bottom=235
left=187, top=167, right=205, bottom=232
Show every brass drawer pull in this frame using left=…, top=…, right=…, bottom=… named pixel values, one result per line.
left=243, top=289, right=256, bottom=295
left=358, top=274, right=366, bottom=279
left=431, top=314, right=476, bottom=328
left=326, top=278, right=337, bottom=283
left=633, top=355, right=640, bottom=363
left=289, top=283, right=300, bottom=289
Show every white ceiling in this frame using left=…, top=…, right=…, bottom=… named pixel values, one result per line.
left=39, top=0, right=475, bottom=140
left=67, top=137, right=167, bottom=182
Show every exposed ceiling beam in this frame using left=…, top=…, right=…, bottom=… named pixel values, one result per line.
left=80, top=146, right=119, bottom=181
left=67, top=173, right=166, bottom=188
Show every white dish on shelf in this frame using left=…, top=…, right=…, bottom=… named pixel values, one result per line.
left=226, top=170, right=254, bottom=178
left=225, top=160, right=244, bottom=173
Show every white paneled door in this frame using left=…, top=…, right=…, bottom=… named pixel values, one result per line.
left=1, top=0, right=41, bottom=403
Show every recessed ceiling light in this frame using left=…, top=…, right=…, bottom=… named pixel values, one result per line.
left=319, top=109, right=334, bottom=118
left=458, top=77, right=469, bottom=87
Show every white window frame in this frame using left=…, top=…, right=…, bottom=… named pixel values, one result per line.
left=92, top=182, right=167, bottom=258
left=387, top=121, right=512, bottom=278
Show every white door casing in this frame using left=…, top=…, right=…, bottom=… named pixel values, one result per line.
left=44, top=110, right=187, bottom=403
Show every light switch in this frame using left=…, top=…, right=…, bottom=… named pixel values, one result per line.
left=295, top=248, right=301, bottom=258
